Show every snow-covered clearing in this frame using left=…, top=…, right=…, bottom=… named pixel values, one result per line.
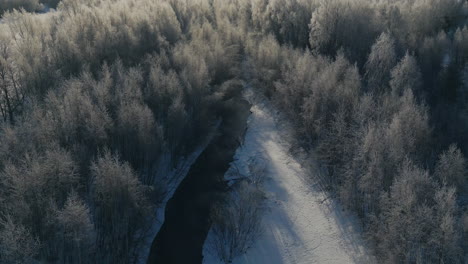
left=203, top=88, right=375, bottom=264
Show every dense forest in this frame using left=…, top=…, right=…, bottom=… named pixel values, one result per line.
left=0, top=0, right=467, bottom=263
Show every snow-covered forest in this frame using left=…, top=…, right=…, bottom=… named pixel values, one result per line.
left=0, top=0, right=467, bottom=263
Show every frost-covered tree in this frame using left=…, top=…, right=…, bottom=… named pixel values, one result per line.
left=117, top=102, right=161, bottom=172
left=386, top=90, right=430, bottom=166
left=0, top=147, right=79, bottom=261
left=0, top=216, right=39, bottom=264
left=373, top=161, right=462, bottom=263
left=301, top=52, right=360, bottom=140
left=390, top=52, right=422, bottom=97
left=55, top=192, right=94, bottom=264
left=0, top=32, right=23, bottom=124
left=309, top=0, right=379, bottom=64
left=91, top=152, right=152, bottom=264
left=273, top=50, right=320, bottom=117
left=431, top=186, right=462, bottom=263
left=434, top=144, right=466, bottom=189
left=263, top=0, right=311, bottom=47
left=373, top=161, right=435, bottom=263
left=364, top=32, right=397, bottom=93
left=209, top=182, right=264, bottom=263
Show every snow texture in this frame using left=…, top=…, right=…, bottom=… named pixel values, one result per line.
left=203, top=88, right=375, bottom=264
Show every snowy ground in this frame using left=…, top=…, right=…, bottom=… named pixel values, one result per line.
left=203, top=88, right=375, bottom=264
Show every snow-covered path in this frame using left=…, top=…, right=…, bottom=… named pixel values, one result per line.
left=203, top=88, right=375, bottom=264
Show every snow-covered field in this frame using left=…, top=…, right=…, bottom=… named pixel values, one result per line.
left=203, top=88, right=375, bottom=264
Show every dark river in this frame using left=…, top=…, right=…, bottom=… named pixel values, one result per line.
left=147, top=95, right=251, bottom=264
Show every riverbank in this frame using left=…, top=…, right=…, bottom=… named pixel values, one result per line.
left=203, top=87, right=376, bottom=264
